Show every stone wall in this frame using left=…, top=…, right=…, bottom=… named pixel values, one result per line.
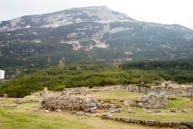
left=61, top=87, right=89, bottom=96
left=102, top=114, right=193, bottom=128
left=55, top=85, right=193, bottom=99
left=92, top=85, right=193, bottom=98
left=134, top=93, right=168, bottom=109
left=41, top=96, right=120, bottom=113
left=41, top=96, right=97, bottom=113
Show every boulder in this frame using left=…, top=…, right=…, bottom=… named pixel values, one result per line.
left=179, top=126, right=189, bottom=129
left=44, top=110, right=50, bottom=113
left=154, top=110, right=161, bottom=113
left=181, top=109, right=188, bottom=113
left=146, top=110, right=153, bottom=114
left=170, top=108, right=177, bottom=113
left=56, top=109, right=62, bottom=112
left=33, top=108, right=39, bottom=112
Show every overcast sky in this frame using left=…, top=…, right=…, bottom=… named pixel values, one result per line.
left=1, top=0, right=193, bottom=29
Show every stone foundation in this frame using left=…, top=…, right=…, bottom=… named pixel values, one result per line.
left=102, top=114, right=193, bottom=128
left=41, top=96, right=97, bottom=113
left=134, top=93, right=168, bottom=109
left=41, top=96, right=120, bottom=113
left=91, top=85, right=193, bottom=98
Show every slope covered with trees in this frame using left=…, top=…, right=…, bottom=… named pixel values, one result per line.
left=1, top=60, right=193, bottom=98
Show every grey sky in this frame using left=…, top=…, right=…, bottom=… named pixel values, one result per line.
left=1, top=0, right=193, bottom=29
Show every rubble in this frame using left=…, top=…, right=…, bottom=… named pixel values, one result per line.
left=135, top=93, right=168, bottom=109
left=170, top=108, right=177, bottom=113
left=44, top=110, right=50, bottom=113
left=102, top=114, right=193, bottom=128
left=0, top=105, right=18, bottom=108
left=15, top=98, right=40, bottom=104
left=182, top=109, right=188, bottom=113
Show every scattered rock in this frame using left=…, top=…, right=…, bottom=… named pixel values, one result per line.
left=146, top=110, right=153, bottom=114
left=110, top=108, right=122, bottom=113
left=168, top=97, right=177, bottom=100
left=102, top=114, right=193, bottom=128
left=179, top=126, right=189, bottom=129
left=181, top=109, right=188, bottom=113
left=15, top=99, right=40, bottom=104
left=72, top=111, right=84, bottom=116
left=56, top=109, right=62, bottom=112
left=0, top=105, right=18, bottom=108
left=15, top=99, right=23, bottom=104
left=44, top=110, right=50, bottom=113
left=102, top=113, right=112, bottom=118
left=170, top=108, right=177, bottom=113
left=128, top=109, right=132, bottom=113
left=123, top=100, right=130, bottom=106
left=153, top=110, right=161, bottom=113
left=33, top=108, right=39, bottom=112
left=85, top=113, right=97, bottom=117
left=135, top=93, right=168, bottom=109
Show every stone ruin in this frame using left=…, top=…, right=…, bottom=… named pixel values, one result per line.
left=134, top=93, right=168, bottom=109
left=102, top=113, right=193, bottom=129
left=99, top=85, right=193, bottom=98
left=41, top=96, right=120, bottom=113
left=41, top=96, right=97, bottom=113
left=61, top=87, right=89, bottom=96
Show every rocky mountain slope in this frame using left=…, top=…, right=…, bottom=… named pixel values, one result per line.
left=0, top=6, right=193, bottom=71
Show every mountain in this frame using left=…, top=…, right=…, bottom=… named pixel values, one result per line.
left=0, top=6, right=193, bottom=73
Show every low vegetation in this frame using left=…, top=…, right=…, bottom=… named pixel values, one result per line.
left=1, top=60, right=193, bottom=98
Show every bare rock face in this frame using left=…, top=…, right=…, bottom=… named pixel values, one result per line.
left=135, top=93, right=168, bottom=109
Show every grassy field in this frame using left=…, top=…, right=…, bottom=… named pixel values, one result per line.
left=0, top=101, right=165, bottom=129
left=1, top=90, right=192, bottom=129
left=111, top=95, right=193, bottom=122
left=114, top=107, right=193, bottom=122
left=86, top=90, right=143, bottom=100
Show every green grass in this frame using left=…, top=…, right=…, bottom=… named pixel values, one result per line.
left=168, top=96, right=191, bottom=108
left=0, top=109, right=93, bottom=129
left=114, top=107, right=193, bottom=122
left=88, top=90, right=143, bottom=101
left=0, top=98, right=16, bottom=105
left=0, top=103, right=164, bottom=129
left=113, top=96, right=193, bottom=122
left=0, top=97, right=172, bottom=129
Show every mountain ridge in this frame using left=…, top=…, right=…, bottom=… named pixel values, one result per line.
left=0, top=6, right=193, bottom=73
left=1, top=6, right=192, bottom=32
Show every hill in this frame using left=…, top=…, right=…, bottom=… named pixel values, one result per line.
left=0, top=6, right=193, bottom=76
